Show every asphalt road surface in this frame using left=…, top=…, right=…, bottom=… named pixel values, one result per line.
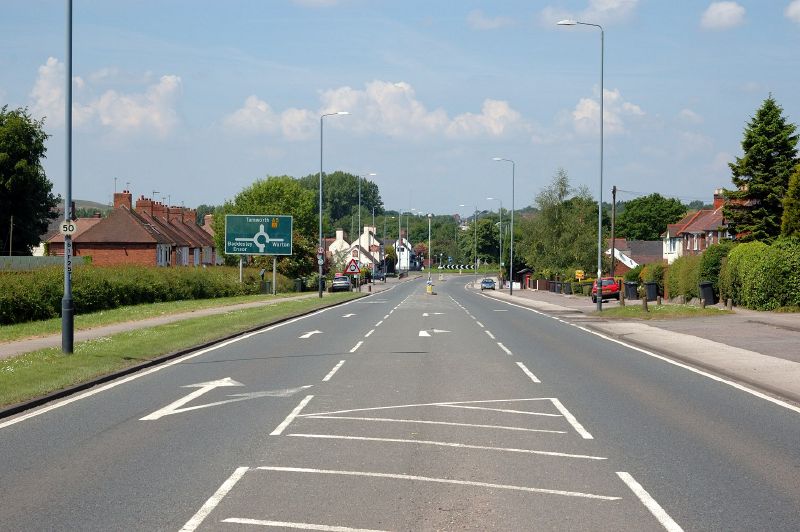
left=1, top=277, right=799, bottom=531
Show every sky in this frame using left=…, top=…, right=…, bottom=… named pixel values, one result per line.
left=1, top=0, right=799, bottom=218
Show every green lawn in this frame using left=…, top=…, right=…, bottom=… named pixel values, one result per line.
left=0, top=292, right=361, bottom=407
left=593, top=304, right=732, bottom=320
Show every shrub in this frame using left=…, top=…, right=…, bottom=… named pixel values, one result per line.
left=641, top=263, right=666, bottom=295
left=666, top=255, right=700, bottom=300
left=624, top=265, right=643, bottom=283
left=719, top=239, right=800, bottom=310
left=698, top=241, right=736, bottom=299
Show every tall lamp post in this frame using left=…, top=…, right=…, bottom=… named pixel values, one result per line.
left=427, top=213, right=432, bottom=281
left=487, top=196, right=502, bottom=282
left=558, top=18, right=604, bottom=311
left=319, top=111, right=349, bottom=298
left=493, top=158, right=515, bottom=295
left=62, top=0, right=74, bottom=353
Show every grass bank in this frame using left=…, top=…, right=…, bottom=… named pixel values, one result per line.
left=593, top=304, right=732, bottom=320
left=0, top=292, right=361, bottom=408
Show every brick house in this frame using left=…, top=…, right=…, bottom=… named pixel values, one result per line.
left=662, top=189, right=730, bottom=264
left=47, top=191, right=216, bottom=266
left=606, top=238, right=665, bottom=276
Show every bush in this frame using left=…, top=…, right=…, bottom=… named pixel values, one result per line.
left=624, top=265, right=643, bottom=283
left=698, top=240, right=735, bottom=299
left=720, top=239, right=800, bottom=310
left=666, top=255, right=700, bottom=300
left=641, top=263, right=666, bottom=295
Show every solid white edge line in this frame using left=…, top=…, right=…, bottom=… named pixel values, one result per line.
left=270, top=395, right=314, bottom=435
left=180, top=466, right=249, bottom=532
left=322, top=361, right=346, bottom=382
left=516, top=361, right=541, bottom=383
left=349, top=341, right=363, bottom=353
left=617, top=472, right=684, bottom=532
left=549, top=398, right=593, bottom=439
left=221, top=518, right=387, bottom=531
left=257, top=466, right=620, bottom=500
left=497, top=342, right=513, bottom=356
left=289, top=433, right=606, bottom=460
left=0, top=299, right=359, bottom=430
left=476, top=290, right=800, bottom=416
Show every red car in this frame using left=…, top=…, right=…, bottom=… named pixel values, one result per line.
left=591, top=277, right=620, bottom=303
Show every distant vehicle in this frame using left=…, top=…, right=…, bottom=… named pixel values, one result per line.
left=331, top=275, right=352, bottom=292
left=591, top=277, right=620, bottom=303
left=480, top=278, right=496, bottom=291
left=373, top=270, right=386, bottom=282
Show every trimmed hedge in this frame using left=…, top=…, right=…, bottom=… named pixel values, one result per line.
left=0, top=265, right=261, bottom=325
left=698, top=241, right=736, bottom=299
left=666, top=255, right=701, bottom=300
left=720, top=239, right=800, bottom=310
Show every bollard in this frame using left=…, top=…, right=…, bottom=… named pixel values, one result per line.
left=620, top=288, right=625, bottom=307
left=657, top=296, right=662, bottom=306
left=642, top=296, right=649, bottom=313
left=726, top=298, right=733, bottom=310
left=700, top=298, right=706, bottom=309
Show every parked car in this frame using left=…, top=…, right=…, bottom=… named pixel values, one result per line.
left=591, top=277, right=620, bottom=303
left=480, top=278, right=496, bottom=290
left=331, top=275, right=352, bottom=292
left=373, top=270, right=386, bottom=282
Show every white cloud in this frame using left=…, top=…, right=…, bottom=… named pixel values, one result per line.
left=467, top=9, right=514, bottom=30
left=678, top=108, right=703, bottom=124
left=572, top=88, right=644, bottom=136
left=226, top=80, right=529, bottom=141
left=786, top=0, right=800, bottom=23
left=540, top=0, right=639, bottom=25
left=29, top=57, right=181, bottom=136
left=709, top=151, right=733, bottom=174
left=701, top=2, right=745, bottom=30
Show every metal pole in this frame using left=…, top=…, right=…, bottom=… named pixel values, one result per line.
left=474, top=205, right=478, bottom=287
left=62, top=0, right=74, bottom=354
left=610, top=185, right=617, bottom=278
left=272, top=256, right=277, bottom=295
left=8, top=215, right=12, bottom=256
left=597, top=26, right=604, bottom=311
left=318, top=115, right=324, bottom=298
left=239, top=256, right=243, bottom=283
left=427, top=214, right=432, bottom=281
left=357, top=175, right=361, bottom=251
left=510, top=160, right=515, bottom=296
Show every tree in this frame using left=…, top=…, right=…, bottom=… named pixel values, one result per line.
left=297, top=170, right=383, bottom=230
left=782, top=163, right=800, bottom=237
left=0, top=106, right=58, bottom=255
left=615, top=193, right=686, bottom=240
left=723, top=96, right=799, bottom=242
left=195, top=204, right=218, bottom=225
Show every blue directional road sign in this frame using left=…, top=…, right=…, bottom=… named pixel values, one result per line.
left=225, top=215, right=293, bottom=255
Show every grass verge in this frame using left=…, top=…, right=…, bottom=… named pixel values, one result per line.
left=593, top=304, right=732, bottom=320
left=0, top=293, right=309, bottom=343
left=0, top=292, right=361, bottom=408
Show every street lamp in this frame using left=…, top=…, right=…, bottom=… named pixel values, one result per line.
left=319, top=111, right=349, bottom=298
left=492, top=157, right=515, bottom=295
left=427, top=213, right=432, bottom=281
left=486, top=196, right=503, bottom=280
left=558, top=18, right=604, bottom=311
left=62, top=0, right=74, bottom=353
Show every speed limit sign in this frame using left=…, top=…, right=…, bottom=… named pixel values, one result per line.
left=60, top=221, right=77, bottom=236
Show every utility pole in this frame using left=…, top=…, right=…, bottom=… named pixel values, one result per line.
left=8, top=215, right=12, bottom=256
left=610, top=185, right=617, bottom=278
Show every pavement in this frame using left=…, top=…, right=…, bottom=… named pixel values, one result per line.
left=0, top=275, right=405, bottom=361
left=470, top=277, right=800, bottom=407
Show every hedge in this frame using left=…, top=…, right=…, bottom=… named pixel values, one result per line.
left=720, top=239, right=800, bottom=310
left=666, top=255, right=700, bottom=300
left=0, top=265, right=261, bottom=325
left=697, top=241, right=736, bottom=299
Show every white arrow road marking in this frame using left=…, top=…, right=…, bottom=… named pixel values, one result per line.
left=419, top=330, right=431, bottom=337
left=141, top=381, right=312, bottom=421
left=342, top=313, right=356, bottom=318
left=299, top=330, right=323, bottom=339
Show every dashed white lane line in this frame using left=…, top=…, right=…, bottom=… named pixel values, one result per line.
left=549, top=398, right=593, bottom=439
left=222, top=518, right=386, bottom=531
left=289, top=434, right=607, bottom=460
left=365, top=329, right=375, bottom=338
left=271, top=395, right=314, bottom=436
left=256, top=466, right=621, bottom=501
left=374, top=320, right=383, bottom=327
left=322, top=361, right=346, bottom=382
left=497, top=342, right=513, bottom=356
left=516, top=361, right=541, bottom=383
left=350, top=341, right=364, bottom=353
left=617, top=472, right=684, bottom=532
left=303, top=415, right=566, bottom=434
left=476, top=321, right=484, bottom=328
left=180, top=466, right=249, bottom=532
left=485, top=330, right=496, bottom=340
left=383, top=314, right=389, bottom=319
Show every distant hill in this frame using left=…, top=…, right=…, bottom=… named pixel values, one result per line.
left=74, top=199, right=112, bottom=212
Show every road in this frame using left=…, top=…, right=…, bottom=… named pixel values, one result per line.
left=1, top=277, right=799, bottom=531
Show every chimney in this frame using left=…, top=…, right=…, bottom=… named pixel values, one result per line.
left=713, top=188, right=725, bottom=210
left=113, top=190, right=132, bottom=210
left=203, top=214, right=214, bottom=227
left=336, top=229, right=344, bottom=242
left=152, top=201, right=167, bottom=219
left=134, top=196, right=152, bottom=216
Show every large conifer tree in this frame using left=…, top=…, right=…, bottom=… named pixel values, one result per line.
left=723, top=96, right=799, bottom=242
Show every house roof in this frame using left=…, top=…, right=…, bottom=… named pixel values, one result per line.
left=46, top=217, right=103, bottom=243
left=627, top=240, right=664, bottom=265
left=680, top=206, right=724, bottom=234
left=54, top=207, right=172, bottom=244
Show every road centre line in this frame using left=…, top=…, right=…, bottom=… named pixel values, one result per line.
left=299, top=398, right=556, bottom=418
left=350, top=341, right=363, bottom=353
left=516, top=361, right=542, bottom=383
left=497, top=342, right=513, bottom=356
left=437, top=404, right=560, bottom=417
left=375, top=320, right=383, bottom=326
left=478, top=292, right=800, bottom=416
left=476, top=321, right=484, bottom=328
left=303, top=415, right=566, bottom=434
left=485, top=330, right=495, bottom=340
left=383, top=314, right=389, bottom=319
left=617, top=472, right=684, bottom=531
left=257, top=466, right=620, bottom=500
left=289, top=433, right=606, bottom=460
left=549, top=398, right=593, bottom=439
left=222, top=518, right=386, bottom=531
left=180, top=466, right=249, bottom=532
left=270, top=395, right=314, bottom=436
left=364, top=329, right=375, bottom=338
left=322, top=361, right=346, bottom=382
left=0, top=302, right=350, bottom=430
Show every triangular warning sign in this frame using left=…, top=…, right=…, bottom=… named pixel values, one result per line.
left=345, top=258, right=360, bottom=274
